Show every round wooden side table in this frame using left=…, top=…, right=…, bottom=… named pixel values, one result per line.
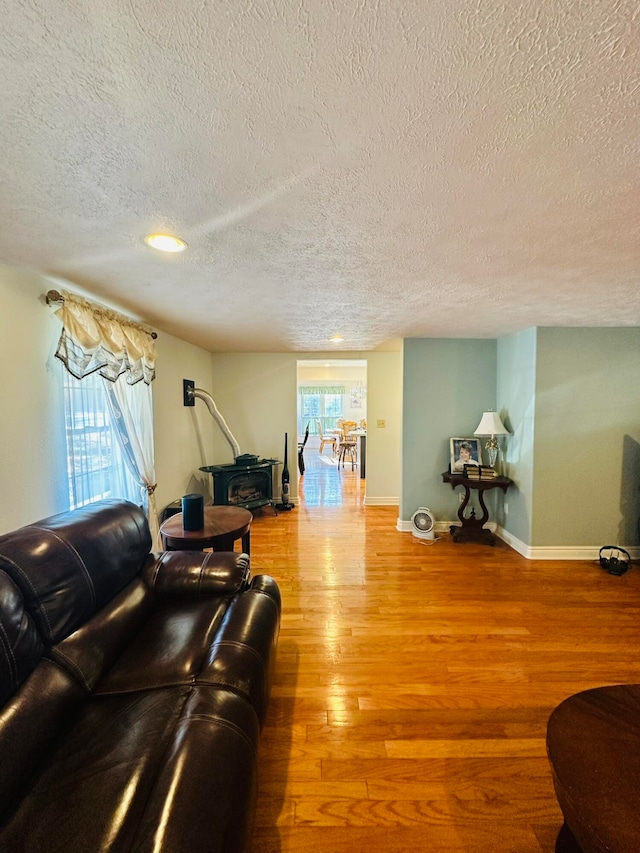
left=547, top=684, right=640, bottom=852
left=160, top=505, right=252, bottom=554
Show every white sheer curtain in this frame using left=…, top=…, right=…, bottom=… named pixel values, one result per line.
left=52, top=290, right=160, bottom=544
left=62, top=369, right=143, bottom=510
left=103, top=378, right=161, bottom=550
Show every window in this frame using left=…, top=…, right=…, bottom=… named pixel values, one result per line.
left=63, top=370, right=142, bottom=510
left=299, top=385, right=345, bottom=434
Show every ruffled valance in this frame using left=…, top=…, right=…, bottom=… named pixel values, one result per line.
left=299, top=385, right=345, bottom=395
left=53, top=292, right=156, bottom=384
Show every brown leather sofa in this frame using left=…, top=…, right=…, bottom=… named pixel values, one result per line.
left=0, top=499, right=281, bottom=853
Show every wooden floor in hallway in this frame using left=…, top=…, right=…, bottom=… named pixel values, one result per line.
left=246, top=447, right=640, bottom=852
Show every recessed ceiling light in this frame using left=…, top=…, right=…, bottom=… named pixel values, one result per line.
left=329, top=335, right=344, bottom=344
left=144, top=233, right=187, bottom=253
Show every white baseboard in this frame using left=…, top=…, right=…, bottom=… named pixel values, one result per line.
left=496, top=526, right=640, bottom=561
left=397, top=519, right=461, bottom=533
left=396, top=519, right=482, bottom=533
left=364, top=496, right=399, bottom=506
left=397, top=518, right=639, bottom=561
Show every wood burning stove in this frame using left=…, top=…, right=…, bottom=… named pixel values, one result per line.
left=200, top=459, right=278, bottom=512
left=186, top=384, right=279, bottom=513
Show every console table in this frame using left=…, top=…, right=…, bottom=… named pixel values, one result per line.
left=442, top=471, right=511, bottom=545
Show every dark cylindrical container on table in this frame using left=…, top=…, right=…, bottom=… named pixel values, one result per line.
left=182, top=493, right=204, bottom=531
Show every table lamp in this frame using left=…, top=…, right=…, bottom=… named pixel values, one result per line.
left=474, top=411, right=510, bottom=470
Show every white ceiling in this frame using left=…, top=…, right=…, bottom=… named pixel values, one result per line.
left=2, top=1, right=639, bottom=352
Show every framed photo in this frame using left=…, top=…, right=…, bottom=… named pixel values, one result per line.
left=450, top=437, right=482, bottom=473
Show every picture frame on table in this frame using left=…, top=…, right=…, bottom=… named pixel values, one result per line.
left=450, top=437, right=482, bottom=473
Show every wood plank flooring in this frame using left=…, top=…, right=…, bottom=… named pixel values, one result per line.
left=247, top=445, right=640, bottom=852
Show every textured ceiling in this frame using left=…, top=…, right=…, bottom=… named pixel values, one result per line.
left=1, top=0, right=639, bottom=351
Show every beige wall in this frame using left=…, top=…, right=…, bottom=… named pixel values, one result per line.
left=362, top=352, right=402, bottom=504
left=207, top=353, right=301, bottom=502
left=210, top=351, right=402, bottom=503
left=0, top=263, right=217, bottom=532
left=297, top=365, right=367, bottom=382
left=298, top=363, right=368, bottom=426
left=0, top=264, right=69, bottom=530
left=0, top=266, right=400, bottom=533
left=152, top=336, right=216, bottom=514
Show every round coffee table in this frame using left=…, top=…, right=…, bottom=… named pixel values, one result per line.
left=160, top=505, right=252, bottom=554
left=547, top=684, right=640, bottom=852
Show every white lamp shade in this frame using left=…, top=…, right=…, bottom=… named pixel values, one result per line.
left=474, top=411, right=509, bottom=436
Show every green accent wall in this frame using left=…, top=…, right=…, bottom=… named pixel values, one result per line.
left=401, top=338, right=497, bottom=522
left=404, top=328, right=640, bottom=552
left=496, top=328, right=537, bottom=545
left=532, top=328, right=640, bottom=547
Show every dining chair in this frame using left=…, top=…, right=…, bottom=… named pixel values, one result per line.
left=317, top=420, right=337, bottom=456
left=298, top=422, right=310, bottom=475
left=337, top=422, right=358, bottom=470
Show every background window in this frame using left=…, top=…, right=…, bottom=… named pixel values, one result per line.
left=299, top=387, right=344, bottom=435
left=63, top=370, right=141, bottom=509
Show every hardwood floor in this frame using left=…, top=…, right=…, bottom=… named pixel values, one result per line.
left=247, top=445, right=640, bottom=852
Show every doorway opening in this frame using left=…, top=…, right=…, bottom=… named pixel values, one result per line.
left=296, top=359, right=367, bottom=507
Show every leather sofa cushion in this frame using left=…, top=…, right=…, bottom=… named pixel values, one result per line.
left=47, top=551, right=256, bottom=694
left=47, top=578, right=155, bottom=693
left=0, top=686, right=259, bottom=853
left=131, top=687, right=259, bottom=853
left=0, top=500, right=151, bottom=644
left=94, top=596, right=231, bottom=694
left=52, top=573, right=281, bottom=719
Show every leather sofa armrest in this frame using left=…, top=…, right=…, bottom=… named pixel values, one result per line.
left=249, top=574, right=282, bottom=610
left=142, top=551, right=250, bottom=598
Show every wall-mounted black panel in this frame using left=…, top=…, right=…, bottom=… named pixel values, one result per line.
left=183, top=379, right=195, bottom=406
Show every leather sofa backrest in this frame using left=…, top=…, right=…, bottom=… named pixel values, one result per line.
left=0, top=570, right=43, bottom=706
left=0, top=569, right=86, bottom=820
left=0, top=500, right=152, bottom=645
left=49, top=578, right=156, bottom=693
